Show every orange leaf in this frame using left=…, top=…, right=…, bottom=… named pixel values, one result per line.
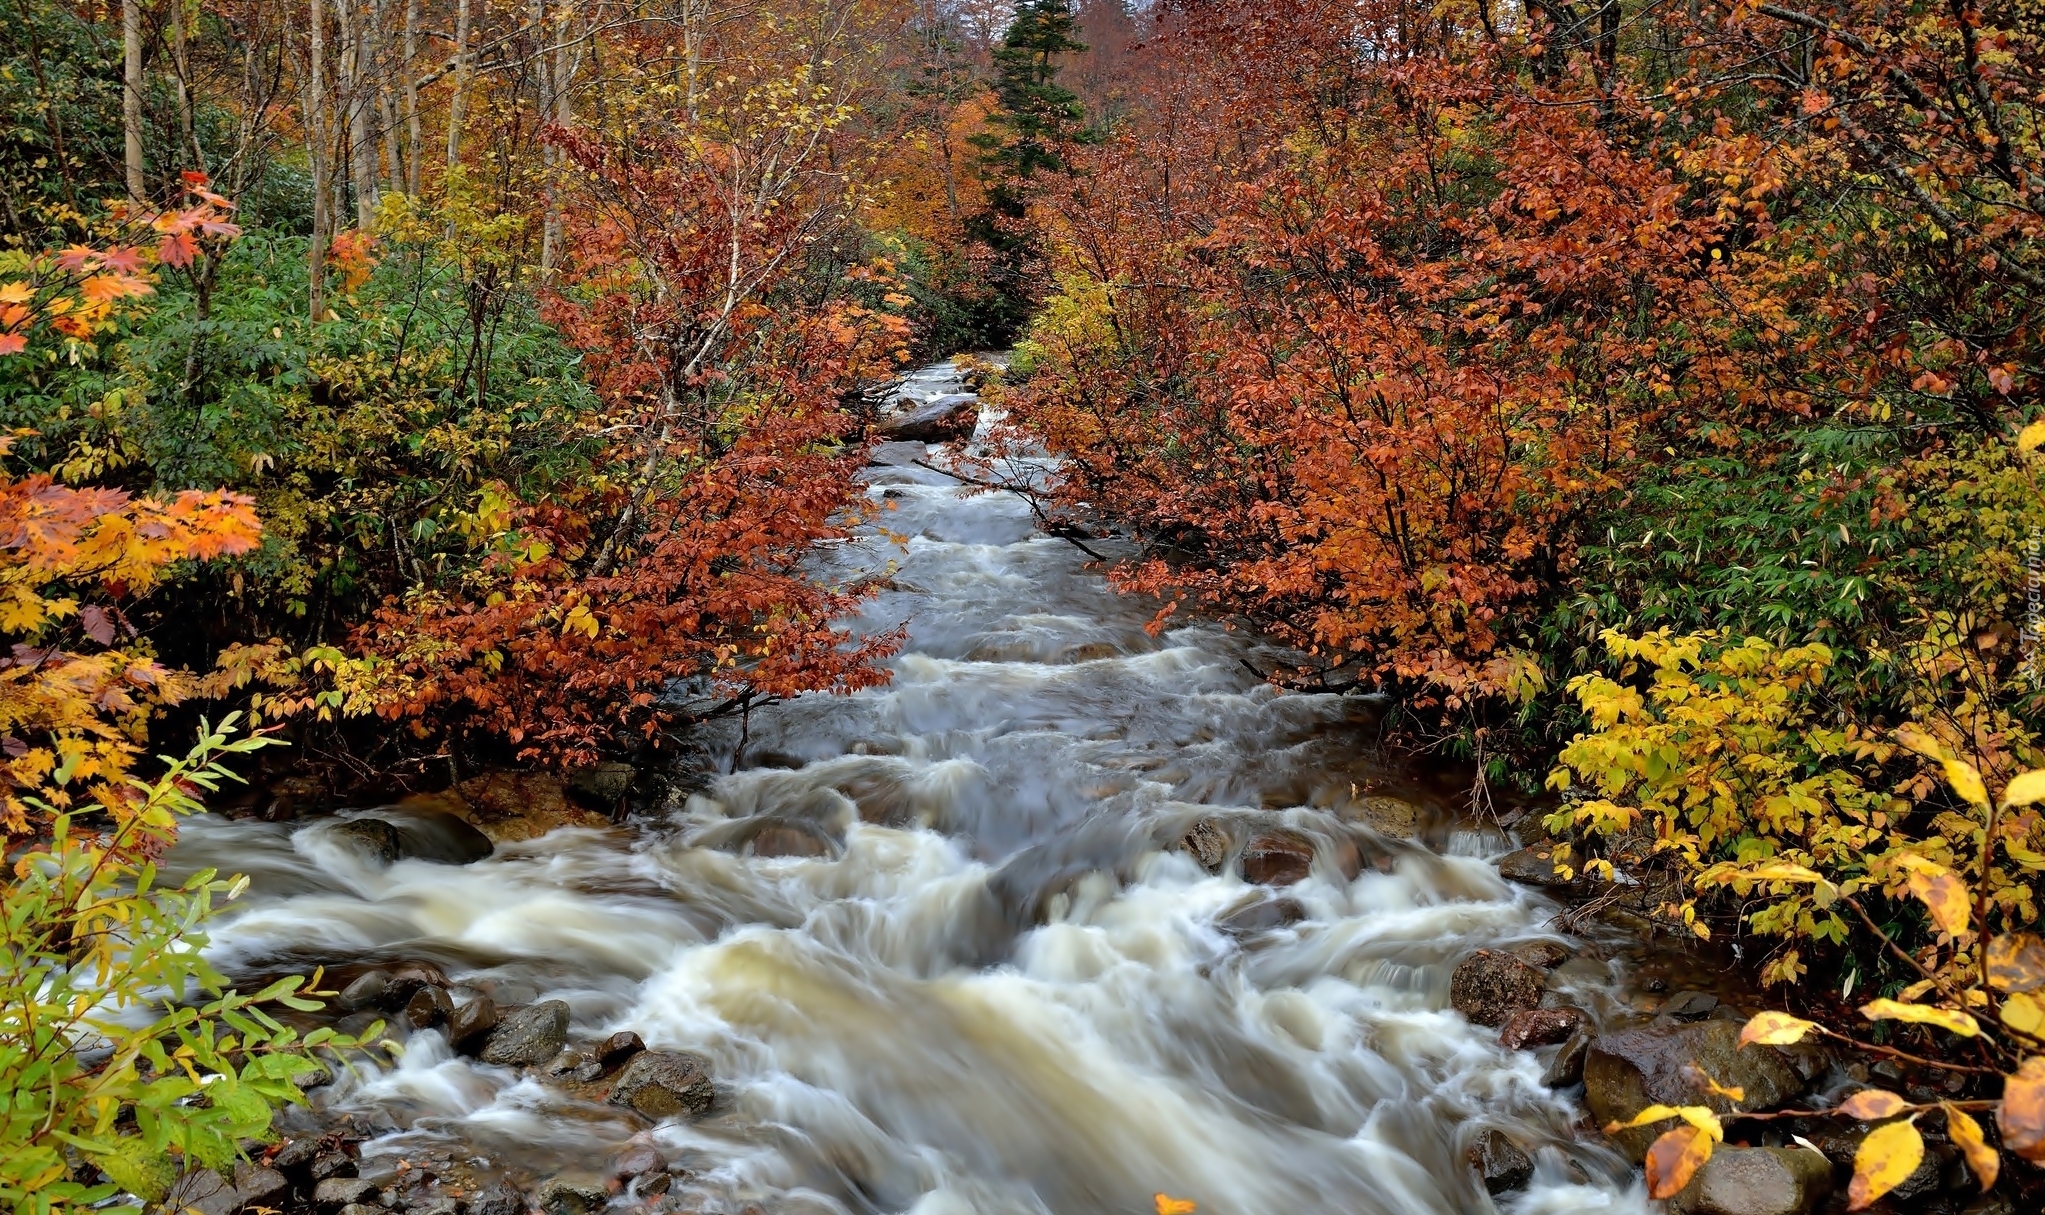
left=1942, top=1104, right=1998, bottom=1192
left=1153, top=1196, right=1196, bottom=1215
left=1837, top=1089, right=1909, bottom=1121
left=1848, top=1118, right=1923, bottom=1209
left=1644, top=1125, right=1713, bottom=1200
left=2001, top=1056, right=2045, bottom=1162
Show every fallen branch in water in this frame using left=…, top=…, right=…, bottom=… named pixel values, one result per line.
left=909, top=458, right=1111, bottom=562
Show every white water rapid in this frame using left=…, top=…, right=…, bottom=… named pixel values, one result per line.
left=172, top=363, right=1650, bottom=1215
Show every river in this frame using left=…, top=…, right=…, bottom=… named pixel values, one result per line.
left=171, top=362, right=1651, bottom=1215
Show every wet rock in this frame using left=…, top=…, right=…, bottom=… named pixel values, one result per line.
left=391, top=812, right=495, bottom=865
left=338, top=970, right=390, bottom=1012
left=233, top=1163, right=290, bottom=1211
left=609, top=1050, right=715, bottom=1119
left=337, top=1205, right=389, bottom=1215
left=537, top=1176, right=611, bottom=1215
left=1959, top=1195, right=2017, bottom=1215
left=405, top=984, right=454, bottom=1030
left=331, top=818, right=405, bottom=865
left=1500, top=1006, right=1583, bottom=1051
left=309, top=1150, right=357, bottom=1183
left=611, top=1145, right=665, bottom=1180
left=597, top=1031, right=646, bottom=1072
left=1345, top=795, right=1421, bottom=839
left=1660, top=990, right=1721, bottom=1021
left=1667, top=1145, right=1832, bottom=1215
left=1218, top=897, right=1306, bottom=937
left=1177, top=819, right=1230, bottom=873
left=1512, top=941, right=1570, bottom=969
left=1542, top=1025, right=1592, bottom=1088
left=463, top=1184, right=526, bottom=1215
left=1240, top=830, right=1316, bottom=886
left=314, top=1177, right=381, bottom=1210
left=1449, top=949, right=1546, bottom=1028
left=1584, top=1020, right=1803, bottom=1160
left=877, top=393, right=978, bottom=443
left=166, top=1168, right=239, bottom=1215
left=1466, top=1129, right=1534, bottom=1196
left=447, top=994, right=499, bottom=1054
left=270, top=1136, right=322, bottom=1175
left=635, top=1173, right=673, bottom=1197
left=480, top=999, right=571, bottom=1067
left=1496, top=846, right=1573, bottom=888
left=567, top=761, right=637, bottom=809
left=448, top=773, right=612, bottom=844
left=264, top=775, right=331, bottom=821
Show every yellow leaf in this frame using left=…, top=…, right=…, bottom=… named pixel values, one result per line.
left=2001, top=991, right=2045, bottom=1040
left=1605, top=1103, right=1685, bottom=1133
left=1645, top=1125, right=1714, bottom=1200
left=1740, top=1010, right=1817, bottom=1047
left=1745, top=861, right=1826, bottom=883
left=2002, top=770, right=2045, bottom=808
left=1848, top=1118, right=1923, bottom=1209
left=1903, top=863, right=1972, bottom=936
left=1837, top=1089, right=1910, bottom=1120
left=1859, top=999, right=1980, bottom=1037
left=1988, top=932, right=2045, bottom=994
left=2019, top=419, right=2045, bottom=453
left=1943, top=1103, right=1998, bottom=1192
left=1153, top=1196, right=1196, bottom=1215
left=1941, top=757, right=1990, bottom=809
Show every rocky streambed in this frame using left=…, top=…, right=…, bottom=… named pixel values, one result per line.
left=160, top=363, right=2017, bottom=1215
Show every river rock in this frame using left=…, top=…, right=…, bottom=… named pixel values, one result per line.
left=1466, top=1129, right=1534, bottom=1196
left=1659, top=990, right=1721, bottom=1021
left=567, top=761, right=637, bottom=809
left=405, top=984, right=454, bottom=1030
left=331, top=818, right=404, bottom=865
left=1240, top=830, right=1316, bottom=885
left=1449, top=949, right=1546, bottom=1028
left=338, top=970, right=391, bottom=1012
left=597, top=1030, right=646, bottom=1071
left=537, top=1176, right=610, bottom=1215
left=165, top=1168, right=239, bottom=1215
left=878, top=393, right=978, bottom=443
left=1344, top=795, right=1421, bottom=839
left=391, top=811, right=495, bottom=865
left=1218, top=896, right=1306, bottom=937
left=745, top=820, right=835, bottom=858
left=314, top=1177, right=381, bottom=1210
left=609, top=1050, right=715, bottom=1118
left=1500, top=1006, right=1583, bottom=1050
left=610, top=1144, right=665, bottom=1180
left=232, top=1163, right=290, bottom=1211
left=1496, top=846, right=1573, bottom=888
left=1512, top=941, right=1570, bottom=969
left=1542, top=1024, right=1592, bottom=1088
left=1584, top=1020, right=1803, bottom=1159
left=1178, top=819, right=1230, bottom=873
left=337, top=1204, right=389, bottom=1215
left=463, top=1184, right=526, bottom=1215
left=449, top=773, right=612, bottom=843
left=1667, top=1145, right=1832, bottom=1215
left=480, top=1000, right=570, bottom=1066
left=447, top=994, right=499, bottom=1053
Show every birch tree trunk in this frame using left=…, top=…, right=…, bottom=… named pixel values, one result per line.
left=403, top=0, right=422, bottom=193
left=306, top=0, right=331, bottom=318
left=446, top=0, right=475, bottom=176
left=123, top=0, right=145, bottom=199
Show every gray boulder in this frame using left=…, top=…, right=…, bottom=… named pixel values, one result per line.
left=447, top=994, right=499, bottom=1054
left=480, top=1000, right=570, bottom=1066
left=537, top=1176, right=610, bottom=1215
left=1584, top=1020, right=1803, bottom=1160
left=330, top=819, right=404, bottom=865
left=1466, top=1129, right=1534, bottom=1195
left=608, top=1050, right=715, bottom=1119
left=1668, top=1146, right=1832, bottom=1215
left=1449, top=949, right=1546, bottom=1028
left=1496, top=846, right=1574, bottom=888
left=313, top=1177, right=381, bottom=1210
left=877, top=394, right=978, bottom=443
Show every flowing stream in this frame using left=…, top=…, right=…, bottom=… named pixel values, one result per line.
left=172, top=363, right=1651, bottom=1215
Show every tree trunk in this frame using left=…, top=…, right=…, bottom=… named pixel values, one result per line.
left=403, top=0, right=421, bottom=193
left=123, top=0, right=145, bottom=199
left=446, top=0, right=475, bottom=178
left=307, top=0, right=330, bottom=318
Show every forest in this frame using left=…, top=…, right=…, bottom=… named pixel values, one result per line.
left=2, top=0, right=2043, bottom=1212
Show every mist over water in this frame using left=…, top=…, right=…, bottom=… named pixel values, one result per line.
left=173, top=364, right=1649, bottom=1215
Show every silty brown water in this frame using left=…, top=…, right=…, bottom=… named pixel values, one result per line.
left=169, top=362, right=1652, bottom=1215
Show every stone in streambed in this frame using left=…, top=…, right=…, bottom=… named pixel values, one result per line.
left=1667, top=1145, right=1832, bottom=1215
left=877, top=393, right=978, bottom=443
left=1449, top=949, right=1546, bottom=1028
left=1343, top=794, right=1422, bottom=839
left=1466, top=1129, right=1534, bottom=1196
left=331, top=818, right=404, bottom=865
left=405, top=984, right=454, bottom=1030
left=1500, top=1006, right=1583, bottom=1050
left=1496, top=845, right=1574, bottom=888
left=447, top=994, right=498, bottom=1054
left=314, top=1178, right=381, bottom=1211
left=338, top=970, right=391, bottom=1012
left=1584, top=1020, right=1803, bottom=1160
left=232, top=1163, right=290, bottom=1212
left=1240, top=830, right=1316, bottom=885
left=390, top=811, right=495, bottom=864
left=608, top=1050, right=714, bottom=1119
left=462, top=1184, right=526, bottom=1215
left=1177, top=818, right=1230, bottom=874
left=1542, top=1024, right=1592, bottom=1088
left=479, top=999, right=570, bottom=1066
left=597, top=1030, right=645, bottom=1071
left=1512, top=940, right=1570, bottom=969
left=537, top=1176, right=611, bottom=1215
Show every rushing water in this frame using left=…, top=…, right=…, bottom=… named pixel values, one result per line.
left=172, top=363, right=1650, bottom=1215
